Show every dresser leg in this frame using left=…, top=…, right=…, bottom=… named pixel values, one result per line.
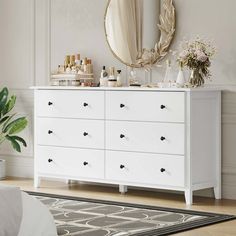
left=214, top=186, right=221, bottom=199
left=34, top=176, right=41, bottom=188
left=119, top=185, right=128, bottom=194
left=184, top=190, right=193, bottom=205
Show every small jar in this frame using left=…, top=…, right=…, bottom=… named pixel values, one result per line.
left=108, top=79, right=117, bottom=87
left=71, top=80, right=80, bottom=86
left=100, top=77, right=108, bottom=87
left=59, top=80, right=67, bottom=86
left=50, top=80, right=60, bottom=86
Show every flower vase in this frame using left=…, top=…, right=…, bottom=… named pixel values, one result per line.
left=176, top=67, right=185, bottom=88
left=189, top=69, right=205, bottom=87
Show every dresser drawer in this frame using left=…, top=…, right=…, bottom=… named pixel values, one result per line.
left=106, top=121, right=185, bottom=155
left=36, top=146, right=104, bottom=179
left=106, top=151, right=185, bottom=187
left=35, top=90, right=104, bottom=119
left=106, top=91, right=185, bottom=122
left=36, top=118, right=104, bottom=149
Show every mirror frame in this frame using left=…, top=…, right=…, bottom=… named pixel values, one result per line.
left=104, top=0, right=176, bottom=68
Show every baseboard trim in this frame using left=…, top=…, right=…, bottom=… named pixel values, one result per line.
left=0, top=155, right=34, bottom=178
left=222, top=184, right=236, bottom=200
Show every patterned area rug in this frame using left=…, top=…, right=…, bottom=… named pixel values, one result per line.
left=28, top=192, right=235, bottom=236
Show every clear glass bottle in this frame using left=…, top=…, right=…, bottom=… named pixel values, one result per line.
left=129, top=68, right=139, bottom=86
left=162, top=60, right=172, bottom=87
left=145, top=67, right=152, bottom=86
left=176, top=62, right=186, bottom=88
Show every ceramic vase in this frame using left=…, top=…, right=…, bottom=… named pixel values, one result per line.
left=176, top=67, right=185, bottom=87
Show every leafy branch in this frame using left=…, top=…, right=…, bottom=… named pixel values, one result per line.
left=0, top=87, right=28, bottom=152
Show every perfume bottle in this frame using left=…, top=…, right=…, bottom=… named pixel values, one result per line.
left=71, top=66, right=77, bottom=74
left=70, top=55, right=75, bottom=66
left=108, top=67, right=117, bottom=87
left=66, top=64, right=71, bottom=73
left=101, top=66, right=108, bottom=78
left=100, top=66, right=108, bottom=87
left=129, top=68, right=140, bottom=86
left=75, top=54, right=80, bottom=66
left=57, top=65, right=65, bottom=74
left=162, top=60, right=172, bottom=87
left=82, top=58, right=87, bottom=73
left=108, top=67, right=115, bottom=80
left=65, top=55, right=70, bottom=67
left=86, top=59, right=93, bottom=74
left=116, top=70, right=122, bottom=87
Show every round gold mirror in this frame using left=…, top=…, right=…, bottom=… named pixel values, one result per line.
left=104, top=0, right=175, bottom=68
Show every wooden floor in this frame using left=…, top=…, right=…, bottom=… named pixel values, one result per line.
left=1, top=177, right=236, bottom=236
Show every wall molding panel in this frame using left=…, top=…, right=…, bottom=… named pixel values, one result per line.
left=0, top=0, right=35, bottom=177
left=221, top=91, right=236, bottom=199
left=35, top=0, right=51, bottom=86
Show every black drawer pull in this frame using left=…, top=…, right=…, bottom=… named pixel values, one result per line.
left=120, top=104, right=125, bottom=108
left=48, top=130, right=53, bottom=134
left=48, top=159, right=53, bottom=163
left=160, top=105, right=166, bottom=109
left=120, top=165, right=125, bottom=169
left=48, top=102, right=53, bottom=106
left=83, top=132, right=89, bottom=136
left=83, top=161, right=88, bottom=166
left=120, top=134, right=125, bottom=139
left=83, top=103, right=88, bottom=107
left=160, top=136, right=166, bottom=141
left=160, top=168, right=166, bottom=173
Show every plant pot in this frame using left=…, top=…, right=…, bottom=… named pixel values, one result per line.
left=0, top=159, right=6, bottom=180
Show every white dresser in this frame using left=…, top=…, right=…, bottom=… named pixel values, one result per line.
left=33, top=87, right=221, bottom=205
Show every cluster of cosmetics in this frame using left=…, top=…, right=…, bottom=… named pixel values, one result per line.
left=99, top=66, right=123, bottom=87
left=51, top=54, right=95, bottom=86
left=58, top=54, right=93, bottom=74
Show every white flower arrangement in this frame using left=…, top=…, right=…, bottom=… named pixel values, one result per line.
left=177, top=38, right=216, bottom=86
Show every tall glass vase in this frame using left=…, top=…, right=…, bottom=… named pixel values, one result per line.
left=144, top=67, right=152, bottom=85
left=189, top=68, right=205, bottom=87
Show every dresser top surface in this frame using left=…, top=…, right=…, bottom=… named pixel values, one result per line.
left=31, top=86, right=222, bottom=92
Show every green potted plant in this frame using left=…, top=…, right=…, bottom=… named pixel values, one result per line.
left=0, top=87, right=28, bottom=179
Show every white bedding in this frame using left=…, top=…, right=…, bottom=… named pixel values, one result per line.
left=0, top=185, right=22, bottom=236
left=18, top=192, right=57, bottom=236
left=0, top=185, right=57, bottom=236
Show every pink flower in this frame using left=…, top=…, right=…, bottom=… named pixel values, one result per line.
left=179, top=50, right=188, bottom=59
left=196, top=50, right=208, bottom=62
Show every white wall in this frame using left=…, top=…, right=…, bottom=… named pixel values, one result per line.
left=172, top=0, right=236, bottom=85
left=0, top=0, right=34, bottom=177
left=49, top=0, right=236, bottom=85
left=50, top=0, right=126, bottom=80
left=1, top=0, right=236, bottom=199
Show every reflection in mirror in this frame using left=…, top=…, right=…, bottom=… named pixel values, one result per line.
left=104, top=0, right=175, bottom=68
left=143, top=0, right=160, bottom=50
